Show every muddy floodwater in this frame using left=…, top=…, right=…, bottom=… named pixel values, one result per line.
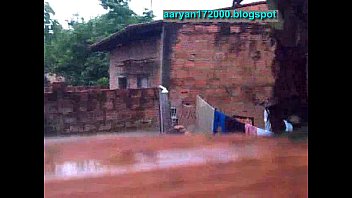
left=44, top=133, right=307, bottom=198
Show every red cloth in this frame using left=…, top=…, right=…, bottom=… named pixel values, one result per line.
left=245, top=123, right=257, bottom=135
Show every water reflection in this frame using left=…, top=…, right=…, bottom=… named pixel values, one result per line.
left=45, top=145, right=260, bottom=181
left=45, top=160, right=104, bottom=178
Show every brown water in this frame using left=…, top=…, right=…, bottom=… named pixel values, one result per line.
left=45, top=144, right=263, bottom=181
left=44, top=133, right=307, bottom=198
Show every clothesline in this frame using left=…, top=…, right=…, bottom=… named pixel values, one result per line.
left=195, top=95, right=293, bottom=137
left=213, top=109, right=274, bottom=136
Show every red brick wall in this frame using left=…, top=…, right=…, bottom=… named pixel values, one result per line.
left=45, top=85, right=110, bottom=92
left=167, top=22, right=277, bottom=128
left=44, top=83, right=160, bottom=136
left=220, top=1, right=268, bottom=11
left=236, top=2, right=268, bottom=11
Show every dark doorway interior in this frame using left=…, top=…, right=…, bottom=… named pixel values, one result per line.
left=118, top=76, right=127, bottom=89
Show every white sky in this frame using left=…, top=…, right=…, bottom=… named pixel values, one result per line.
left=45, top=0, right=261, bottom=29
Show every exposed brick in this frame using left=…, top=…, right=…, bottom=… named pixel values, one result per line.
left=79, top=101, right=88, bottom=112
left=207, top=25, right=220, bottom=33
left=69, top=125, right=84, bottom=133
left=106, top=90, right=116, bottom=99
left=44, top=87, right=160, bottom=135
left=103, top=100, right=115, bottom=110
left=46, top=103, right=58, bottom=114
left=112, top=122, right=125, bottom=130
left=63, top=114, right=76, bottom=124
left=195, top=25, right=207, bottom=33
left=84, top=124, right=96, bottom=132
left=106, top=111, right=118, bottom=120
left=61, top=107, right=73, bottom=115
left=175, top=70, right=189, bottom=79
left=125, top=121, right=138, bottom=128
left=99, top=122, right=112, bottom=131
left=168, top=23, right=278, bottom=128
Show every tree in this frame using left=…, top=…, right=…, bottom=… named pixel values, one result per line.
left=44, top=2, right=55, bottom=33
left=44, top=0, right=154, bottom=86
left=44, top=2, right=63, bottom=74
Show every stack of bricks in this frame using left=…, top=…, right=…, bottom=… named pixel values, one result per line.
left=44, top=82, right=160, bottom=136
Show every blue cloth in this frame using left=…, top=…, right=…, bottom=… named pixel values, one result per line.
left=213, top=110, right=227, bottom=134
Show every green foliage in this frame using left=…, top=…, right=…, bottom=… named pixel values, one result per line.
left=44, top=0, right=154, bottom=85
left=96, top=77, right=109, bottom=86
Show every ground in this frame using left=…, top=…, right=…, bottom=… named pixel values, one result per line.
left=44, top=132, right=307, bottom=198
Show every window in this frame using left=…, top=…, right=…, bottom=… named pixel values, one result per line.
left=170, top=107, right=178, bottom=126
left=137, top=75, right=148, bottom=88
left=118, top=76, right=127, bottom=89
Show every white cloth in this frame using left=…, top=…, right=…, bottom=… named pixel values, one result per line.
left=196, top=95, right=215, bottom=132
left=264, top=108, right=272, bottom=132
left=283, top=120, right=293, bottom=132
left=256, top=128, right=274, bottom=136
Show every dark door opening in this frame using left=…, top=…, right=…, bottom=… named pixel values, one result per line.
left=118, top=76, right=127, bottom=89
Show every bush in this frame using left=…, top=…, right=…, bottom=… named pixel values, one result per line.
left=96, top=77, right=109, bottom=86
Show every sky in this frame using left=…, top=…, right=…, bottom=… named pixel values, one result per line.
left=45, top=0, right=262, bottom=29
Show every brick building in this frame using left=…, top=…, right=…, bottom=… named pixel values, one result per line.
left=90, top=1, right=308, bottom=130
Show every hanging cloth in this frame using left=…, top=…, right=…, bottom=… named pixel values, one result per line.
left=213, top=110, right=226, bottom=134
